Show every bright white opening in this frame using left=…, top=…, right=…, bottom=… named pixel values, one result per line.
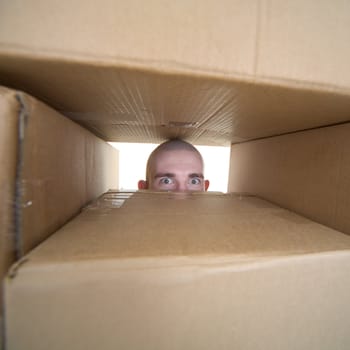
left=109, top=142, right=231, bottom=193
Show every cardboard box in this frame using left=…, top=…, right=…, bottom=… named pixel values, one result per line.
left=5, top=191, right=350, bottom=350
left=0, top=87, right=119, bottom=348
left=1, top=1, right=350, bottom=145
left=0, top=88, right=18, bottom=284
left=1, top=1, right=349, bottom=225
left=1, top=1, right=350, bottom=349
left=0, top=86, right=119, bottom=262
left=229, top=122, right=350, bottom=235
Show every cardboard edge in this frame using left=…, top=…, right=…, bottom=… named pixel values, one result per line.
left=8, top=250, right=350, bottom=277
left=4, top=249, right=350, bottom=350
left=1, top=46, right=350, bottom=98
left=11, top=92, right=28, bottom=261
left=0, top=87, right=21, bottom=350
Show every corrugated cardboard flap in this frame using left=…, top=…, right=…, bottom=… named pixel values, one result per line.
left=5, top=192, right=350, bottom=350
left=12, top=192, right=350, bottom=266
left=1, top=1, right=350, bottom=145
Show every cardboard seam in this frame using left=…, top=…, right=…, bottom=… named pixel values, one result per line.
left=14, top=250, right=350, bottom=274
left=14, top=92, right=29, bottom=261
left=1, top=45, right=350, bottom=97
left=231, top=120, right=350, bottom=145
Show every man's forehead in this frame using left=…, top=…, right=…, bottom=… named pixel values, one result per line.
left=147, top=148, right=204, bottom=180
left=154, top=148, right=202, bottom=161
left=153, top=149, right=203, bottom=167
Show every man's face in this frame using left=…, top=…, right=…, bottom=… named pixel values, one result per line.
left=149, top=149, right=206, bottom=192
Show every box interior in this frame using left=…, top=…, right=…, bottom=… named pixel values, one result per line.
left=1, top=1, right=350, bottom=146
left=1, top=1, right=350, bottom=348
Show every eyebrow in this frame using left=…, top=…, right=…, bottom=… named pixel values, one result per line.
left=154, top=173, right=175, bottom=179
left=154, top=173, right=204, bottom=179
left=189, top=173, right=204, bottom=179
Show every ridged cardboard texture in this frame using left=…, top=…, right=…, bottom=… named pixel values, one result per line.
left=1, top=1, right=350, bottom=145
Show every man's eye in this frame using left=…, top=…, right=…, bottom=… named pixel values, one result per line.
left=189, top=177, right=202, bottom=185
left=160, top=177, right=173, bottom=185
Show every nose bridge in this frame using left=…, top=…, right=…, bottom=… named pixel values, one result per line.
left=175, top=176, right=188, bottom=192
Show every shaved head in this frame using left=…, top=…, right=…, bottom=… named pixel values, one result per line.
left=138, top=139, right=209, bottom=192
left=146, top=139, right=204, bottom=183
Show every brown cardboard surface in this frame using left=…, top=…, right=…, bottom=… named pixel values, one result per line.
left=1, top=0, right=350, bottom=89
left=0, top=89, right=18, bottom=347
left=23, top=192, right=350, bottom=260
left=0, top=88, right=18, bottom=288
left=257, top=0, right=350, bottom=87
left=85, top=136, right=119, bottom=201
left=12, top=89, right=119, bottom=255
left=228, top=123, right=350, bottom=235
left=5, top=192, right=350, bottom=350
left=0, top=87, right=119, bottom=343
left=1, top=1, right=350, bottom=145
